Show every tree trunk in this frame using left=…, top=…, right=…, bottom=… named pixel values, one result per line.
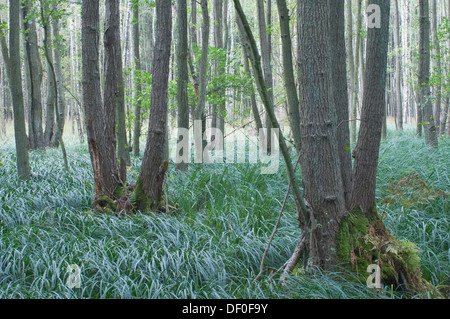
left=257, top=0, right=274, bottom=154
left=23, top=0, right=45, bottom=150
left=430, top=0, right=441, bottom=134
left=176, top=0, right=189, bottom=171
left=194, top=0, right=209, bottom=163
left=236, top=13, right=263, bottom=133
left=133, top=0, right=172, bottom=212
left=211, top=0, right=226, bottom=151
left=103, top=0, right=125, bottom=185
left=419, top=0, right=438, bottom=148
left=297, top=0, right=347, bottom=269
left=350, top=0, right=363, bottom=144
left=393, top=0, right=403, bottom=131
left=276, top=0, right=301, bottom=153
left=40, top=0, right=69, bottom=171
left=51, top=0, right=67, bottom=147
left=132, top=1, right=142, bottom=157
left=42, top=1, right=57, bottom=147
left=329, top=0, right=353, bottom=210
left=82, top=0, right=122, bottom=202
left=9, top=0, right=30, bottom=180
left=351, top=0, right=391, bottom=215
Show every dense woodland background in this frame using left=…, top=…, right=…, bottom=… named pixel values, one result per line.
left=0, top=0, right=448, bottom=299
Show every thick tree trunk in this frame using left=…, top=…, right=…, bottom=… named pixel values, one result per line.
left=82, top=0, right=121, bottom=202
left=297, top=0, right=347, bottom=269
left=351, top=0, right=391, bottom=216
left=9, top=0, right=30, bottom=180
left=134, top=0, right=172, bottom=212
left=103, top=0, right=124, bottom=187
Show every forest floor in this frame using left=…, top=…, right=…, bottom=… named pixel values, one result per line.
left=0, top=125, right=448, bottom=299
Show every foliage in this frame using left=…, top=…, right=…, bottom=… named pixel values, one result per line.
left=0, top=129, right=448, bottom=299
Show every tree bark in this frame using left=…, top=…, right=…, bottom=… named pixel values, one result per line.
left=132, top=1, right=142, bottom=157
left=9, top=0, right=30, bottom=180
left=276, top=0, right=301, bottom=153
left=82, top=0, right=121, bottom=201
left=103, top=0, right=124, bottom=186
left=23, top=0, right=45, bottom=150
left=329, top=0, right=353, bottom=210
left=297, top=0, right=347, bottom=269
left=176, top=0, right=189, bottom=171
left=393, top=0, right=403, bottom=131
left=134, top=0, right=172, bottom=212
left=257, top=0, right=274, bottom=154
left=419, top=0, right=438, bottom=148
left=235, top=13, right=263, bottom=133
left=43, top=1, right=57, bottom=147
left=351, top=0, right=391, bottom=215
left=194, top=0, right=209, bottom=163
left=350, top=0, right=363, bottom=144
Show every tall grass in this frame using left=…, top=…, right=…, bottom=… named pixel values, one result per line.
left=0, top=129, right=448, bottom=299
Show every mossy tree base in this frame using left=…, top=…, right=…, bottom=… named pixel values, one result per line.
left=336, top=206, right=439, bottom=297
left=91, top=160, right=174, bottom=216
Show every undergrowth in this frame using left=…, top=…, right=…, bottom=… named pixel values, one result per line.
left=0, top=131, right=448, bottom=299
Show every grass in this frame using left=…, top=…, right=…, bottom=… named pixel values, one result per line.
left=0, top=126, right=448, bottom=299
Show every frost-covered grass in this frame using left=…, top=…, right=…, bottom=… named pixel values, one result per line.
left=0, top=129, right=448, bottom=299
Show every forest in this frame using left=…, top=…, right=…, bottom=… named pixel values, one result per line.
left=0, top=0, right=448, bottom=301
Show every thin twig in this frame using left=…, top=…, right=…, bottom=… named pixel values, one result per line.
left=254, top=153, right=301, bottom=282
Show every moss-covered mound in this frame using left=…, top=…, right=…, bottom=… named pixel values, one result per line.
left=336, top=206, right=438, bottom=297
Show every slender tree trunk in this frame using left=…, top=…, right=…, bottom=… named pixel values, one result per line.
left=236, top=13, right=263, bottom=133
left=257, top=0, right=274, bottom=154
left=176, top=0, right=189, bottom=171
left=350, top=0, right=363, bottom=144
left=329, top=0, right=353, bottom=210
left=419, top=0, right=438, bottom=148
left=40, top=0, right=69, bottom=171
left=195, top=0, right=210, bottom=163
left=211, top=0, right=226, bottom=150
left=447, top=0, right=450, bottom=137
left=51, top=0, right=67, bottom=146
left=134, top=0, right=172, bottom=212
left=23, top=0, right=45, bottom=150
left=132, top=1, right=142, bottom=157
left=42, top=1, right=57, bottom=146
left=431, top=0, right=442, bottom=133
left=9, top=0, right=30, bottom=180
left=346, top=0, right=355, bottom=127
left=393, top=0, right=403, bottom=131
left=276, top=0, right=301, bottom=153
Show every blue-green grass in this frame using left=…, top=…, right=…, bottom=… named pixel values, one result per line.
left=0, top=128, right=448, bottom=299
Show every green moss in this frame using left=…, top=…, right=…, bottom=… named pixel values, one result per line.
left=336, top=205, right=434, bottom=295
left=92, top=194, right=117, bottom=214
left=113, top=184, right=125, bottom=199
left=131, top=177, right=156, bottom=212
left=336, top=207, right=370, bottom=267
